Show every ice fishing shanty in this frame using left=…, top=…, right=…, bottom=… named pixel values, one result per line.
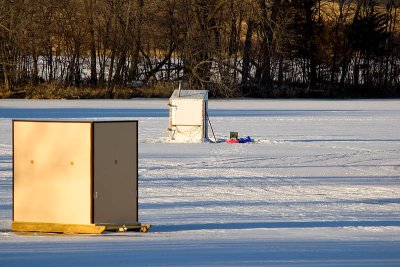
left=12, top=120, right=150, bottom=234
left=168, top=89, right=209, bottom=142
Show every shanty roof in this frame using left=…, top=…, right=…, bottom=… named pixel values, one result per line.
left=170, top=89, right=208, bottom=100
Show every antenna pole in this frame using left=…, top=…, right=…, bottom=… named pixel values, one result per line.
left=205, top=110, right=217, bottom=143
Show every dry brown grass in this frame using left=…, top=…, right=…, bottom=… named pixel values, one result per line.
left=2, top=84, right=112, bottom=99
left=135, top=82, right=176, bottom=98
left=0, top=82, right=177, bottom=99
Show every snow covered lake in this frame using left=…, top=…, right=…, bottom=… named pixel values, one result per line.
left=0, top=99, right=399, bottom=266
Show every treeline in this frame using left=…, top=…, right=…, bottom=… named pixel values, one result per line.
left=1, top=0, right=400, bottom=98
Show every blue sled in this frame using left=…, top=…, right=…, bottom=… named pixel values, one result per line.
left=238, top=136, right=253, bottom=143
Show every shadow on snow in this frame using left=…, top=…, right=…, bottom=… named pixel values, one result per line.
left=0, top=108, right=366, bottom=119
left=154, top=220, right=400, bottom=232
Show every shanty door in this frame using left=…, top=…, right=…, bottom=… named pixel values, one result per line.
left=93, top=122, right=138, bottom=225
left=170, top=99, right=206, bottom=142
left=171, top=99, right=204, bottom=126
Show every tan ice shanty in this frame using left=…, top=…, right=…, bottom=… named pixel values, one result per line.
left=168, top=89, right=208, bottom=142
left=12, top=120, right=149, bottom=234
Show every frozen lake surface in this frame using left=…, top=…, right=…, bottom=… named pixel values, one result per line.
left=1, top=99, right=400, bottom=266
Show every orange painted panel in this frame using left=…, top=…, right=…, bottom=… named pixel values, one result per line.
left=13, top=121, right=92, bottom=225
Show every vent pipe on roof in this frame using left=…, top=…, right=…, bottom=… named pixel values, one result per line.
left=178, top=83, right=182, bottom=97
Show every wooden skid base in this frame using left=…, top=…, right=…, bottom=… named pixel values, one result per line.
left=12, top=222, right=151, bottom=234
left=103, top=223, right=151, bottom=233
left=12, top=222, right=106, bottom=234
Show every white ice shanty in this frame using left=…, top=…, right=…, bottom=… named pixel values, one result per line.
left=168, top=89, right=209, bottom=143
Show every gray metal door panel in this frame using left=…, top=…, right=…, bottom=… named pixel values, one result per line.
left=93, top=122, right=138, bottom=224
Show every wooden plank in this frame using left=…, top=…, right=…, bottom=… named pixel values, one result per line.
left=140, top=224, right=151, bottom=233
left=11, top=222, right=106, bottom=234
left=103, top=223, right=151, bottom=232
left=11, top=221, right=151, bottom=234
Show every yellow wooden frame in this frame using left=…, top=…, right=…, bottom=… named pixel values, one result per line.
left=11, top=221, right=151, bottom=234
